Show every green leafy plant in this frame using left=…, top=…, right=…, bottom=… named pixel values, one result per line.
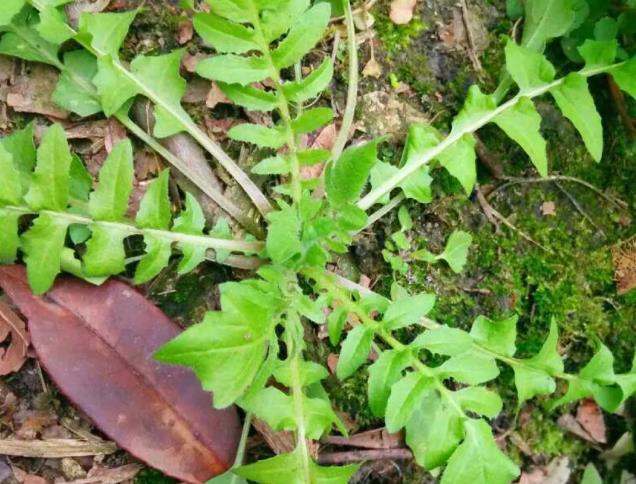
left=0, top=123, right=261, bottom=294
left=1, top=0, right=636, bottom=483
left=0, top=0, right=268, bottom=234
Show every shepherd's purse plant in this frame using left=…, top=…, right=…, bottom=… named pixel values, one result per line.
left=1, top=0, right=636, bottom=483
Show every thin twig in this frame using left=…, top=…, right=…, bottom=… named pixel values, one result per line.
left=331, top=0, right=359, bottom=162
left=608, top=76, right=636, bottom=139
left=491, top=176, right=627, bottom=208
left=476, top=187, right=551, bottom=252
left=474, top=134, right=504, bottom=179
left=0, top=439, right=116, bottom=458
left=554, top=181, right=605, bottom=237
left=459, top=0, right=483, bottom=73
left=317, top=448, right=413, bottom=465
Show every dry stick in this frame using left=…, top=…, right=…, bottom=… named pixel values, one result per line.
left=474, top=134, right=504, bottom=179
left=475, top=186, right=550, bottom=252
left=459, top=0, right=483, bottom=73
left=331, top=0, right=359, bottom=162
left=0, top=439, right=116, bottom=458
left=608, top=76, right=636, bottom=139
left=491, top=175, right=627, bottom=208
left=317, top=448, right=413, bottom=465
left=554, top=181, right=605, bottom=237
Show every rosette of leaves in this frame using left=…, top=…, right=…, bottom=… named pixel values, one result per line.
left=0, top=123, right=260, bottom=295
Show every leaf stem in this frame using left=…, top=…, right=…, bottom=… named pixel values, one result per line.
left=419, top=317, right=575, bottom=381
left=2, top=205, right=264, bottom=254
left=331, top=0, right=358, bottom=162
left=284, top=312, right=313, bottom=483
left=249, top=4, right=303, bottom=205
left=357, top=62, right=625, bottom=210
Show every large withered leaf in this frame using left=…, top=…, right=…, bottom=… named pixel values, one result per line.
left=0, top=300, right=29, bottom=375
left=0, top=265, right=240, bottom=483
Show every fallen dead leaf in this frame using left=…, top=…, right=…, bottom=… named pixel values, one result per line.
left=0, top=456, right=11, bottom=483
left=134, top=148, right=163, bottom=181
left=0, top=266, right=241, bottom=482
left=576, top=399, right=606, bottom=444
left=65, top=0, right=110, bottom=27
left=327, top=353, right=339, bottom=375
left=558, top=413, right=600, bottom=444
left=0, top=300, right=29, bottom=376
left=68, top=463, right=142, bottom=484
left=183, top=78, right=210, bottom=104
left=182, top=53, right=205, bottom=73
left=362, top=57, right=382, bottom=78
left=14, top=409, right=58, bottom=440
left=518, top=457, right=571, bottom=484
left=613, top=238, right=636, bottom=295
left=177, top=19, right=193, bottom=44
left=206, top=83, right=230, bottom=109
left=7, top=64, right=69, bottom=119
left=104, top=118, right=127, bottom=153
left=61, top=458, right=87, bottom=480
left=541, top=201, right=557, bottom=217
left=252, top=418, right=295, bottom=455
left=389, top=0, right=416, bottom=25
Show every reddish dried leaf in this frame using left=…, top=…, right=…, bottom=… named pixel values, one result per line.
left=576, top=398, right=607, bottom=444
left=0, top=266, right=240, bottom=483
left=0, top=300, right=29, bottom=375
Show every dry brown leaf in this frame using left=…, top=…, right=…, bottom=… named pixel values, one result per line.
left=389, top=0, right=416, bottom=25
left=206, top=83, right=230, bottom=109
left=327, top=353, right=339, bottom=375
left=183, top=78, right=211, bottom=104
left=0, top=301, right=29, bottom=376
left=576, top=398, right=607, bottom=444
left=613, top=239, right=636, bottom=295
left=252, top=418, right=295, bottom=455
left=558, top=413, right=600, bottom=444
left=7, top=65, right=69, bottom=119
left=518, top=457, right=571, bottom=484
left=66, top=0, right=110, bottom=26
left=134, top=148, right=163, bottom=181
left=70, top=463, right=142, bottom=484
left=14, top=409, right=58, bottom=440
left=177, top=19, right=194, bottom=44
left=182, top=53, right=205, bottom=73
left=541, top=201, right=557, bottom=216
left=104, top=118, right=127, bottom=153
left=362, top=57, right=382, bottom=78
left=61, top=458, right=87, bottom=480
